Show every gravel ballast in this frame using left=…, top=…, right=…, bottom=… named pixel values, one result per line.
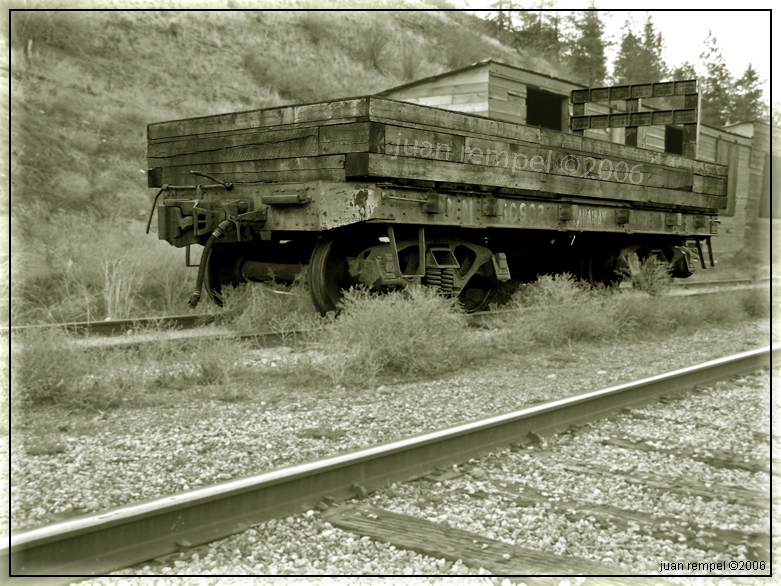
left=96, top=368, right=771, bottom=579
left=6, top=320, right=769, bottom=534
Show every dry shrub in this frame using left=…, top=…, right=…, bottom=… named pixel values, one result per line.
left=617, top=251, right=672, bottom=296
left=11, top=327, right=124, bottom=411
left=241, top=50, right=324, bottom=103
left=738, top=287, right=770, bottom=318
left=443, top=30, right=486, bottom=70
left=13, top=319, right=256, bottom=411
left=491, top=274, right=622, bottom=352
left=314, top=286, right=482, bottom=386
left=217, top=278, right=319, bottom=342
left=490, top=273, right=767, bottom=353
left=12, top=327, right=91, bottom=406
left=14, top=208, right=196, bottom=323
left=397, top=37, right=422, bottom=81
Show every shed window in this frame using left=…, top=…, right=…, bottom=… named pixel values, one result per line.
left=525, top=87, right=564, bottom=131
left=665, top=125, right=683, bottom=155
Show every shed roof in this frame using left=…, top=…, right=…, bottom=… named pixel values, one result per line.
left=377, top=59, right=589, bottom=97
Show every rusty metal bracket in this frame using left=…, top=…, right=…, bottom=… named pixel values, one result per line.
left=386, top=226, right=425, bottom=281
left=185, top=245, right=201, bottom=268
left=694, top=240, right=706, bottom=269
left=230, top=209, right=268, bottom=242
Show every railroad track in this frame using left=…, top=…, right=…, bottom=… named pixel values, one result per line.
left=5, top=277, right=772, bottom=346
left=2, top=345, right=774, bottom=581
left=325, top=368, right=770, bottom=577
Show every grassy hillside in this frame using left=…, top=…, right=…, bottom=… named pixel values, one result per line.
left=9, top=7, right=569, bottom=323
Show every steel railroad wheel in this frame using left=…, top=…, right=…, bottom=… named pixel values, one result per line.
left=579, top=249, right=621, bottom=287
left=309, top=239, right=349, bottom=315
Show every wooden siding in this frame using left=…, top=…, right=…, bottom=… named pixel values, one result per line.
left=487, top=66, right=530, bottom=126
left=383, top=66, right=489, bottom=120
left=148, top=96, right=726, bottom=211
left=379, top=61, right=767, bottom=256
left=489, top=62, right=578, bottom=95
left=487, top=95, right=524, bottom=125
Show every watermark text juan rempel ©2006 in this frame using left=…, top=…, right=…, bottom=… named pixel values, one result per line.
left=659, top=560, right=767, bottom=573
left=389, top=132, right=645, bottom=185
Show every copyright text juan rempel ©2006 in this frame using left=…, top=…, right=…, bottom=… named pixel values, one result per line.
left=659, top=560, right=767, bottom=573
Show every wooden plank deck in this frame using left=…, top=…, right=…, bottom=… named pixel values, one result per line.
left=148, top=96, right=727, bottom=209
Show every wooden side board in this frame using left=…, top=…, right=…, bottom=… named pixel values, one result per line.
left=148, top=98, right=371, bottom=140
left=148, top=96, right=727, bottom=176
left=156, top=155, right=347, bottom=185
left=344, top=153, right=726, bottom=210
left=147, top=96, right=727, bottom=209
left=380, top=124, right=725, bottom=195
left=148, top=127, right=320, bottom=166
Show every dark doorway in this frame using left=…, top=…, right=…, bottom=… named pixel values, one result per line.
left=525, top=87, right=564, bottom=131
left=665, top=125, right=683, bottom=155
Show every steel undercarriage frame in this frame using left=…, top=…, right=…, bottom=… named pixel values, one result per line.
left=155, top=179, right=718, bottom=313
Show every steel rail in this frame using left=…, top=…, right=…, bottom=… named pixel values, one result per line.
left=4, top=277, right=772, bottom=338
left=59, top=277, right=772, bottom=350
left=2, top=345, right=774, bottom=581
left=4, top=314, right=217, bottom=337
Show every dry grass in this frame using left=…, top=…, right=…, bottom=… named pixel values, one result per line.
left=13, top=208, right=196, bottom=323
left=8, top=10, right=578, bottom=323
left=11, top=322, right=256, bottom=412
left=489, top=273, right=768, bottom=353
left=217, top=278, right=320, bottom=344
left=617, top=251, right=672, bottom=296
left=311, top=286, right=485, bottom=386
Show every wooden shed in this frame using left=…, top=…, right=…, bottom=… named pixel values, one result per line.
left=380, top=60, right=774, bottom=258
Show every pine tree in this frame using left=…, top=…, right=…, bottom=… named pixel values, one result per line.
left=672, top=61, right=698, bottom=82
left=612, top=20, right=642, bottom=85
left=563, top=10, right=607, bottom=87
left=512, top=1, right=561, bottom=63
left=640, top=15, right=669, bottom=81
left=731, top=63, right=768, bottom=123
left=488, top=0, right=517, bottom=43
left=612, top=16, right=668, bottom=85
left=698, top=31, right=735, bottom=126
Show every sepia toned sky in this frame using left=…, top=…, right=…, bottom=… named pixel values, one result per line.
left=459, top=4, right=772, bottom=104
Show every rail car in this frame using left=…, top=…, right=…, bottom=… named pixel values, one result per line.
left=147, top=85, right=726, bottom=315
